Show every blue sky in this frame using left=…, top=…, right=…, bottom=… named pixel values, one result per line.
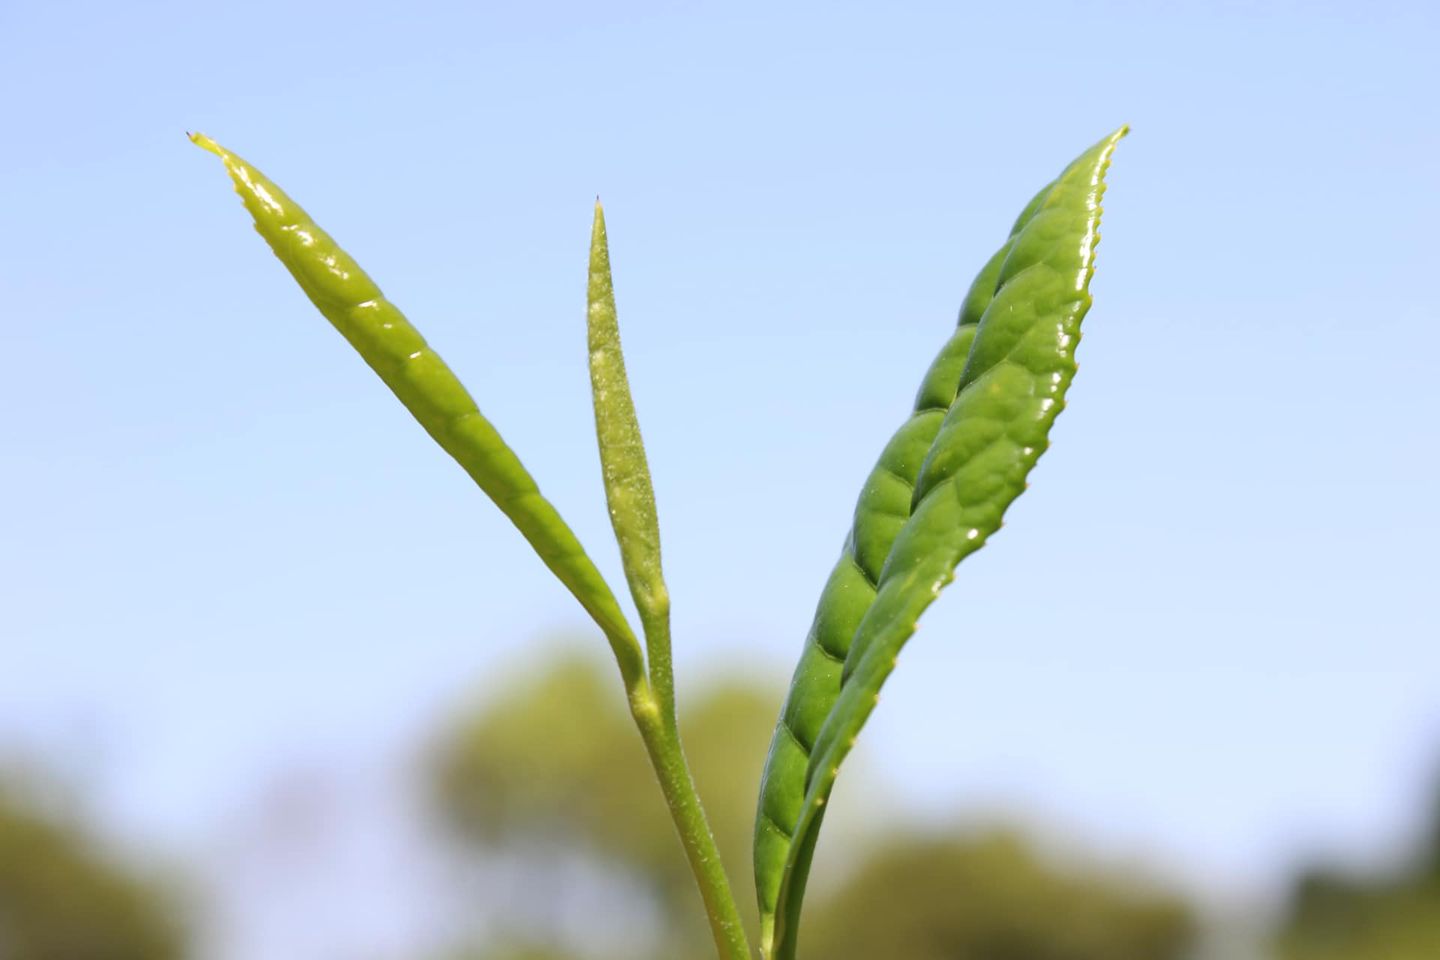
left=3, top=0, right=1438, bottom=912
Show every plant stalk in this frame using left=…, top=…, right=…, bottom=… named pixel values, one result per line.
left=627, top=682, right=752, bottom=960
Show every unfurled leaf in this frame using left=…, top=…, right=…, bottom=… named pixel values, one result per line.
left=758, top=127, right=1127, bottom=959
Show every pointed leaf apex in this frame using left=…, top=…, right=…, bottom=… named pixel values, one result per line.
left=188, top=131, right=224, bottom=158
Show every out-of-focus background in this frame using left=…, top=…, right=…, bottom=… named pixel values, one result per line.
left=3, top=2, right=1437, bottom=958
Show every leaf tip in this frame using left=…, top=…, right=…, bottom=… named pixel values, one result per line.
left=188, top=131, right=224, bottom=158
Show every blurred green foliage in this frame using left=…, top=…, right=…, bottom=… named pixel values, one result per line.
left=1276, top=772, right=1440, bottom=960
left=435, top=947, right=582, bottom=960
left=1278, top=873, right=1440, bottom=960
left=428, top=652, right=1197, bottom=960
left=430, top=650, right=777, bottom=954
left=7, top=647, right=1437, bottom=960
left=0, top=784, right=184, bottom=960
left=804, top=832, right=1192, bottom=960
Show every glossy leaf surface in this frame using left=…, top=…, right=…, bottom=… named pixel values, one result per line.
left=761, top=127, right=1127, bottom=959
left=190, top=134, right=646, bottom=689
left=752, top=215, right=1021, bottom=951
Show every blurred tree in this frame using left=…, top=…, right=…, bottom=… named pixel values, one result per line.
left=1424, top=768, right=1440, bottom=883
left=433, top=945, right=583, bottom=960
left=1277, top=869, right=1440, bottom=959
left=1276, top=768, right=1440, bottom=960
left=428, top=649, right=779, bottom=956
left=802, top=831, right=1194, bottom=960
left=0, top=783, right=185, bottom=960
left=428, top=651, right=1200, bottom=960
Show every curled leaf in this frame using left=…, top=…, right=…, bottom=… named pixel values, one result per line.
left=191, top=134, right=646, bottom=689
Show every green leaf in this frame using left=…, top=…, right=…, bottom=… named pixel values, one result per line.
left=587, top=203, right=675, bottom=712
left=760, top=127, right=1127, bottom=959
left=750, top=166, right=1062, bottom=955
left=751, top=211, right=1020, bottom=954
left=190, top=133, right=646, bottom=691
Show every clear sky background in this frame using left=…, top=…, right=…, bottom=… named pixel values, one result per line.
left=2, top=0, right=1437, bottom=939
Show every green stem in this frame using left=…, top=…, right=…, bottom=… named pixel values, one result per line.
left=627, top=683, right=752, bottom=960
left=641, top=590, right=676, bottom=725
